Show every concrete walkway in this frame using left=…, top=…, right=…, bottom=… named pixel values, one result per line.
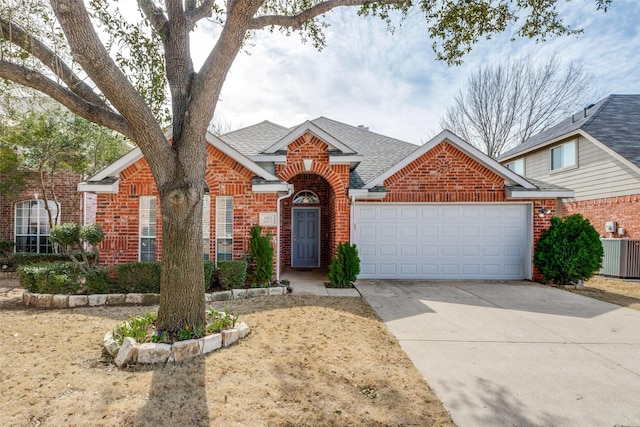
left=281, top=269, right=361, bottom=297
left=356, top=280, right=640, bottom=427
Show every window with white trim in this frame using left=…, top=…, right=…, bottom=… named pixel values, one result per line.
left=551, top=140, right=576, bottom=170
left=506, top=158, right=524, bottom=175
left=139, top=196, right=157, bottom=262
left=216, top=196, right=233, bottom=261
left=14, top=200, right=58, bottom=253
left=203, top=194, right=211, bottom=260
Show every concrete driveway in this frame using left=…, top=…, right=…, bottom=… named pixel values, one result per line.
left=356, top=280, right=640, bottom=427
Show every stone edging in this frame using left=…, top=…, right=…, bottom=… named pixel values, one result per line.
left=23, top=286, right=287, bottom=309
left=104, top=322, right=250, bottom=367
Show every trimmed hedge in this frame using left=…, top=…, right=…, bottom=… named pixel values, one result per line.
left=204, top=260, right=216, bottom=290
left=13, top=251, right=97, bottom=266
left=18, top=262, right=82, bottom=294
left=117, top=262, right=162, bottom=293
left=218, top=260, right=248, bottom=289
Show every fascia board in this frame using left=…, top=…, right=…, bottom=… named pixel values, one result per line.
left=364, top=130, right=536, bottom=189
left=264, top=121, right=356, bottom=154
left=77, top=180, right=119, bottom=194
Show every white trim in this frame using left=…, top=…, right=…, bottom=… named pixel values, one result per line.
left=291, top=206, right=321, bottom=268
left=248, top=154, right=286, bottom=162
left=87, top=129, right=280, bottom=183
left=77, top=180, right=119, bottom=194
left=252, top=183, right=290, bottom=193
left=363, top=130, right=536, bottom=190
left=505, top=189, right=574, bottom=199
left=329, top=154, right=364, bottom=164
left=264, top=121, right=356, bottom=154
left=348, top=188, right=387, bottom=200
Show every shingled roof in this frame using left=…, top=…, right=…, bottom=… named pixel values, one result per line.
left=218, top=116, right=419, bottom=188
left=499, top=94, right=640, bottom=166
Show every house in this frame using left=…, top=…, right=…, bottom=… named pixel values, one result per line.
left=79, top=117, right=571, bottom=280
left=499, top=94, right=640, bottom=238
left=0, top=170, right=92, bottom=253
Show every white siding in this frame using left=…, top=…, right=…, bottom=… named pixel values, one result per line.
left=520, top=136, right=640, bottom=201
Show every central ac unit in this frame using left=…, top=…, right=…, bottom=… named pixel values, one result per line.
left=600, top=238, right=640, bottom=279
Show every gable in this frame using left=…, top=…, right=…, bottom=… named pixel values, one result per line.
left=383, top=142, right=505, bottom=202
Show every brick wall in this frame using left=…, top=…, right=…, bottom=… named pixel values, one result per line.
left=0, top=170, right=84, bottom=242
left=563, top=194, right=640, bottom=238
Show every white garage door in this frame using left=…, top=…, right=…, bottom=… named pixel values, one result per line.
left=353, top=203, right=531, bottom=280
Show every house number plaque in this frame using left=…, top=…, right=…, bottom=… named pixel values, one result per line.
left=259, top=212, right=277, bottom=227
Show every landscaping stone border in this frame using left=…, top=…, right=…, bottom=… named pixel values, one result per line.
left=22, top=286, right=287, bottom=309
left=104, top=322, right=251, bottom=367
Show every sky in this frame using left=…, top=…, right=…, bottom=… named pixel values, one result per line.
left=190, top=0, right=640, bottom=146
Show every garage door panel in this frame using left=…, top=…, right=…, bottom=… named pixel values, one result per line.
left=354, top=203, right=530, bottom=280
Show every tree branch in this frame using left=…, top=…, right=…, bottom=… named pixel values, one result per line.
left=0, top=61, right=133, bottom=139
left=136, top=0, right=169, bottom=40
left=0, top=18, right=107, bottom=109
left=249, top=0, right=400, bottom=30
left=51, top=0, right=173, bottom=184
left=186, top=0, right=215, bottom=31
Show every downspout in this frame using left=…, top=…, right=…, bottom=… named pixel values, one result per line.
left=350, top=194, right=357, bottom=243
left=276, top=184, right=294, bottom=281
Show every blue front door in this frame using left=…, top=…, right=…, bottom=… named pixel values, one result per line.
left=292, top=208, right=320, bottom=267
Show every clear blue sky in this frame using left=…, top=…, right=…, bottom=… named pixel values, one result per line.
left=192, top=0, right=640, bottom=145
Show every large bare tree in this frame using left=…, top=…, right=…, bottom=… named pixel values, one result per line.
left=440, top=54, right=594, bottom=158
left=0, top=0, right=611, bottom=331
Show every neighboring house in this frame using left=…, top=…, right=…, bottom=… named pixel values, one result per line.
left=0, top=170, right=93, bottom=253
left=499, top=94, right=640, bottom=238
left=79, top=117, right=571, bottom=280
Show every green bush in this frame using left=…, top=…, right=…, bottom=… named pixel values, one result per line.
left=117, top=262, right=162, bottom=293
left=218, top=260, right=247, bottom=289
left=85, top=269, right=112, bottom=294
left=13, top=251, right=97, bottom=266
left=248, top=225, right=274, bottom=286
left=18, top=262, right=82, bottom=294
left=204, top=260, right=216, bottom=290
left=534, top=214, right=604, bottom=285
left=0, top=240, right=15, bottom=257
left=328, top=242, right=361, bottom=288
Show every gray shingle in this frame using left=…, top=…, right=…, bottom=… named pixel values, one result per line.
left=499, top=94, right=640, bottom=167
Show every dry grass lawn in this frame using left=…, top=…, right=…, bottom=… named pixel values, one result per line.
left=572, top=275, right=640, bottom=311
left=0, top=277, right=454, bottom=427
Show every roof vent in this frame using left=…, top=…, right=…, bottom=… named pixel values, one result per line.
left=357, top=125, right=369, bottom=131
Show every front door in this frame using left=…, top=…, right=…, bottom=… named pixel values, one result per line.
left=292, top=208, right=320, bottom=267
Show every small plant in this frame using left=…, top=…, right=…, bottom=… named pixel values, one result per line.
left=248, top=225, right=274, bottom=286
left=113, top=312, right=157, bottom=345
left=328, top=242, right=361, bottom=288
left=534, top=214, right=604, bottom=285
left=206, top=306, right=238, bottom=333
left=49, top=223, right=105, bottom=273
left=151, top=330, right=167, bottom=343
left=176, top=325, right=193, bottom=341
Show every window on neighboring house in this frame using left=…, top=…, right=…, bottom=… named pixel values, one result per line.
left=139, top=196, right=157, bottom=262
left=14, top=200, right=58, bottom=253
left=216, top=196, right=233, bottom=262
left=551, top=140, right=576, bottom=170
left=203, top=193, right=210, bottom=261
left=506, top=158, right=524, bottom=175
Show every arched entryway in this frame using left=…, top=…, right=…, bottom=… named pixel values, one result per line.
left=281, top=173, right=335, bottom=269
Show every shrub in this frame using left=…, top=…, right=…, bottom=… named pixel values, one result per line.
left=218, top=260, right=247, bottom=289
left=18, top=262, right=81, bottom=294
left=328, top=242, right=360, bottom=288
left=0, top=240, right=15, bottom=257
left=204, top=260, right=216, bottom=290
left=85, top=269, right=112, bottom=294
left=534, top=214, right=604, bottom=285
left=13, top=251, right=97, bottom=266
left=117, top=262, right=162, bottom=293
left=50, top=222, right=105, bottom=272
left=248, top=225, right=274, bottom=286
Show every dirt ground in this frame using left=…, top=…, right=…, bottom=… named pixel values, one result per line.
left=572, top=275, right=640, bottom=311
left=0, top=277, right=454, bottom=427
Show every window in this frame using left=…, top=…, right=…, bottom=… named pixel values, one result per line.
left=216, top=196, right=233, bottom=261
left=139, top=196, right=157, bottom=262
left=551, top=140, right=576, bottom=171
left=203, top=194, right=211, bottom=260
left=14, top=200, right=58, bottom=253
left=292, top=190, right=319, bottom=204
left=506, top=158, right=524, bottom=175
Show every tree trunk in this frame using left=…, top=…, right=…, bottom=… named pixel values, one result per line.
left=156, top=183, right=206, bottom=332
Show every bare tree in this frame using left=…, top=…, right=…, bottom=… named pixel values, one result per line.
left=440, top=54, right=594, bottom=158
left=0, top=0, right=611, bottom=331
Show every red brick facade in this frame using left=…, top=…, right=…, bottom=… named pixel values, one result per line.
left=562, top=194, right=640, bottom=238
left=0, top=170, right=85, bottom=244
left=94, top=134, right=556, bottom=280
